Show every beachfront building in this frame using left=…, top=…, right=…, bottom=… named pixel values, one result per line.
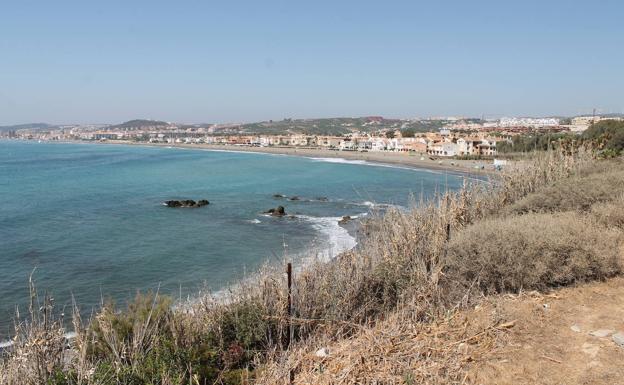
left=317, top=136, right=342, bottom=149
left=402, top=141, right=427, bottom=153
left=339, top=139, right=356, bottom=151
left=370, top=137, right=388, bottom=151
left=476, top=137, right=499, bottom=156
left=427, top=141, right=458, bottom=157
left=456, top=137, right=483, bottom=156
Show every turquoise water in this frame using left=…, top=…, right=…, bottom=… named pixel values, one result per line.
left=0, top=141, right=466, bottom=337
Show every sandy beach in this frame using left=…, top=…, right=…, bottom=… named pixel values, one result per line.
left=99, top=141, right=498, bottom=175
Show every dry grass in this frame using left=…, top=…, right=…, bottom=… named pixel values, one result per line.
left=444, top=212, right=622, bottom=297
left=2, top=149, right=622, bottom=385
left=255, top=308, right=512, bottom=385
left=590, top=193, right=624, bottom=229
left=506, top=160, right=624, bottom=214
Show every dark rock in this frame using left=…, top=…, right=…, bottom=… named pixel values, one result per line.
left=288, top=196, right=300, bottom=201
left=315, top=197, right=329, bottom=202
left=265, top=205, right=286, bottom=216
left=164, top=199, right=209, bottom=208
left=338, top=215, right=352, bottom=225
left=273, top=194, right=286, bottom=199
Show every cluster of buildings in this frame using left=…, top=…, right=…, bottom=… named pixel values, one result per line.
left=76, top=131, right=502, bottom=157
left=6, top=114, right=624, bottom=157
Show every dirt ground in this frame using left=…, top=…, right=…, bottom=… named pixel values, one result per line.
left=258, top=277, right=624, bottom=385
left=473, top=277, right=624, bottom=385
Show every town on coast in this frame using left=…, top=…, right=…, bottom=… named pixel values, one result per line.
left=3, top=115, right=618, bottom=172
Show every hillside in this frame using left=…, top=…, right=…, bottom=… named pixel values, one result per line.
left=230, top=117, right=455, bottom=136
left=0, top=123, right=56, bottom=132
left=1, top=150, right=623, bottom=385
left=258, top=277, right=624, bottom=384
left=109, top=119, right=171, bottom=130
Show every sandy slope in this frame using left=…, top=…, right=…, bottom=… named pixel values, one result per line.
left=257, top=277, right=624, bottom=384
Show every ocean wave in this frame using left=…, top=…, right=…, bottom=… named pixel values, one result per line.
left=307, top=157, right=369, bottom=165
left=296, top=214, right=358, bottom=262
left=246, top=218, right=261, bottom=224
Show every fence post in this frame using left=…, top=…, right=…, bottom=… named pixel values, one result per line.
left=286, top=262, right=294, bottom=384
left=286, top=262, right=292, bottom=349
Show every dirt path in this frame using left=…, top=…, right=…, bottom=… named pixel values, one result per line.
left=474, top=277, right=624, bottom=385
left=258, top=277, right=624, bottom=384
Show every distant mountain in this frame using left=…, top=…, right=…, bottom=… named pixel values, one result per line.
left=110, top=119, right=171, bottom=129
left=0, top=123, right=56, bottom=132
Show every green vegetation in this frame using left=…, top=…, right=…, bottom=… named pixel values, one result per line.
left=582, top=119, right=624, bottom=157
left=498, top=119, right=624, bottom=156
left=2, top=149, right=623, bottom=385
left=111, top=120, right=170, bottom=129
left=0, top=123, right=55, bottom=132
left=496, top=131, right=577, bottom=153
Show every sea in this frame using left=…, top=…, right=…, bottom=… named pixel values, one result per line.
left=0, top=140, right=467, bottom=338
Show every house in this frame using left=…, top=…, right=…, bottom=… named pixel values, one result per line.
left=339, top=139, right=356, bottom=150
left=427, top=141, right=458, bottom=157
left=317, top=136, right=342, bottom=148
left=370, top=137, right=388, bottom=151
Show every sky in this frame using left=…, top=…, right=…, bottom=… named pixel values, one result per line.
left=1, top=0, right=623, bottom=125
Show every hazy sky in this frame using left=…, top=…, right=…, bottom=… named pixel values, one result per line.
left=1, top=0, right=623, bottom=125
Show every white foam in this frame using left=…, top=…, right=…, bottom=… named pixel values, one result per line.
left=307, top=157, right=368, bottom=165
left=296, top=214, right=358, bottom=262
left=246, top=218, right=261, bottom=224
left=0, top=331, right=76, bottom=350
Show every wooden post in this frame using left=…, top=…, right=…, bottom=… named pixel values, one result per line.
left=446, top=223, right=451, bottom=242
left=286, top=262, right=292, bottom=349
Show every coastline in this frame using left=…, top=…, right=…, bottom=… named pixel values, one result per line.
left=88, top=140, right=497, bottom=176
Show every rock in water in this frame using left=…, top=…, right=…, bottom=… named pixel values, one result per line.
left=265, top=206, right=286, bottom=216
left=338, top=215, right=352, bottom=225
left=164, top=199, right=209, bottom=208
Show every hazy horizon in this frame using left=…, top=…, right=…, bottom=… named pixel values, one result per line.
left=2, top=0, right=623, bottom=125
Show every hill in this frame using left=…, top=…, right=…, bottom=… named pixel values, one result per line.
left=109, top=119, right=171, bottom=130
left=0, top=123, right=56, bottom=132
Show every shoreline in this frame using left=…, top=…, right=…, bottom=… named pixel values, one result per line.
left=84, top=140, right=497, bottom=176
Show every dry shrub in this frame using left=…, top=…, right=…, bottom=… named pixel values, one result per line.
left=0, top=278, right=88, bottom=385
left=506, top=159, right=624, bottom=214
left=590, top=194, right=624, bottom=229
left=255, top=308, right=508, bottom=385
left=444, top=212, right=622, bottom=297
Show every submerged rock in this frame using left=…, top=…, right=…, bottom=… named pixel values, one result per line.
left=265, top=205, right=286, bottom=216
left=164, top=199, right=209, bottom=208
left=338, top=215, right=352, bottom=225
left=288, top=196, right=300, bottom=201
left=273, top=194, right=286, bottom=199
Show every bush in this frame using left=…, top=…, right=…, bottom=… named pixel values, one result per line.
left=590, top=194, right=624, bottom=229
left=507, top=166, right=624, bottom=214
left=582, top=119, right=624, bottom=155
left=444, top=212, right=622, bottom=297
